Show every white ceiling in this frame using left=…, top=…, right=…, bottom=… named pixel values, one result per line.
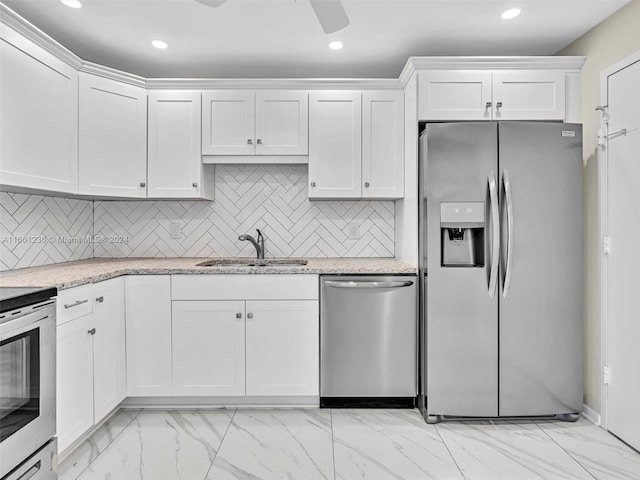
left=3, top=0, right=630, bottom=78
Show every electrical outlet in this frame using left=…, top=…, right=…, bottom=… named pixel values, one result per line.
left=170, top=222, right=183, bottom=240
left=347, top=223, right=360, bottom=240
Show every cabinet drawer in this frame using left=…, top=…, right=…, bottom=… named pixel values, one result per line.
left=171, top=275, right=319, bottom=300
left=57, top=284, right=93, bottom=325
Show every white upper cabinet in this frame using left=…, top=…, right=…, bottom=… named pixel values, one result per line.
left=202, top=91, right=255, bottom=155
left=0, top=26, right=78, bottom=193
left=255, top=91, right=308, bottom=155
left=203, top=90, right=309, bottom=158
left=147, top=91, right=213, bottom=199
left=308, top=91, right=362, bottom=199
left=362, top=91, right=404, bottom=199
left=492, top=70, right=566, bottom=120
left=419, top=70, right=492, bottom=121
left=78, top=73, right=147, bottom=197
left=419, top=69, right=566, bottom=121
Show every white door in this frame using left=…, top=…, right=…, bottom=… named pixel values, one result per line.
left=418, top=70, right=492, bottom=121
left=56, top=315, right=94, bottom=452
left=125, top=276, right=172, bottom=396
left=0, top=28, right=78, bottom=193
left=362, top=91, right=404, bottom=199
left=245, top=300, right=319, bottom=396
left=255, top=91, right=308, bottom=155
left=492, top=70, right=566, bottom=120
left=92, top=277, right=126, bottom=423
left=605, top=58, right=640, bottom=451
left=202, top=91, right=255, bottom=155
left=172, top=301, right=246, bottom=396
left=308, top=92, right=362, bottom=198
left=78, top=73, right=147, bottom=197
left=148, top=91, right=208, bottom=198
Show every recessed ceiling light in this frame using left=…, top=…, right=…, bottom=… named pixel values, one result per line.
left=151, top=40, right=169, bottom=50
left=501, top=7, right=521, bottom=20
left=329, top=41, right=343, bottom=50
left=60, top=0, right=82, bottom=8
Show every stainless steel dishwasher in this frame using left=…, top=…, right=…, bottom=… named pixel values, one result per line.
left=320, top=275, right=417, bottom=408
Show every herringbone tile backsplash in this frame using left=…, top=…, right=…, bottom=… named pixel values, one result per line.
left=94, top=165, right=394, bottom=258
left=0, top=165, right=395, bottom=270
left=1, top=192, right=93, bottom=271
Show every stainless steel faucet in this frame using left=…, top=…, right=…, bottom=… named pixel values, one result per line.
left=238, top=229, right=265, bottom=259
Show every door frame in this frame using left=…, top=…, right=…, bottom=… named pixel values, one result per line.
left=598, top=49, right=640, bottom=430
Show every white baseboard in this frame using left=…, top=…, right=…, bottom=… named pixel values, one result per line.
left=582, top=403, right=601, bottom=426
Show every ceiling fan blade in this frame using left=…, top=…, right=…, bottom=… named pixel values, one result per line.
left=195, top=0, right=228, bottom=7
left=309, top=0, right=350, bottom=34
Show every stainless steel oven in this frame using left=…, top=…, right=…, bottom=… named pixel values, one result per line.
left=1, top=288, right=57, bottom=479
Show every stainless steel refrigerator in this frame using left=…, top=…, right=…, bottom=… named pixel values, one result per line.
left=418, top=122, right=583, bottom=422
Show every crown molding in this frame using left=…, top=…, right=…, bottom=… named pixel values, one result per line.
left=79, top=61, right=147, bottom=89
left=145, top=77, right=402, bottom=90
left=404, top=56, right=586, bottom=72
left=398, top=61, right=417, bottom=88
left=0, top=3, right=82, bottom=69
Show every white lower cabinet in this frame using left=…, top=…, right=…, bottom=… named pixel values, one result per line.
left=56, top=277, right=125, bottom=453
left=245, top=300, right=319, bottom=396
left=125, top=275, right=172, bottom=396
left=56, top=314, right=94, bottom=452
left=172, top=301, right=246, bottom=396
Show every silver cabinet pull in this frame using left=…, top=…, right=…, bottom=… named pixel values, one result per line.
left=140, top=182, right=146, bottom=187
left=88, top=328, right=96, bottom=335
left=310, top=182, right=316, bottom=187
left=236, top=313, right=242, bottom=319
left=364, top=182, right=370, bottom=188
left=64, top=299, right=88, bottom=309
left=325, top=280, right=414, bottom=289
left=487, top=171, right=499, bottom=298
left=247, top=313, right=253, bottom=319
left=96, top=296, right=104, bottom=303
left=496, top=101, right=503, bottom=110
left=247, top=139, right=253, bottom=145
left=192, top=182, right=198, bottom=187
left=15, top=460, right=41, bottom=480
left=256, top=139, right=263, bottom=145
left=485, top=102, right=492, bottom=109
left=502, top=170, right=514, bottom=298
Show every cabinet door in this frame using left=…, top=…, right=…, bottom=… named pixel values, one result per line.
left=245, top=300, right=319, bottom=396
left=362, top=91, right=404, bottom=199
left=92, top=277, right=126, bottom=423
left=418, top=70, right=492, bottom=121
left=172, top=301, right=246, bottom=396
left=202, top=91, right=255, bottom=155
left=0, top=26, right=78, bottom=193
left=125, top=276, right=172, bottom=396
left=255, top=91, right=308, bottom=155
left=308, top=92, right=362, bottom=198
left=57, top=315, right=94, bottom=453
left=148, top=91, right=210, bottom=199
left=78, top=73, right=147, bottom=197
left=492, top=70, right=566, bottom=120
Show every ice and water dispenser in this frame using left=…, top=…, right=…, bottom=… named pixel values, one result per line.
left=440, top=202, right=485, bottom=267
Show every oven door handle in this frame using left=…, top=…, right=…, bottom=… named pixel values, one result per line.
left=16, top=461, right=41, bottom=480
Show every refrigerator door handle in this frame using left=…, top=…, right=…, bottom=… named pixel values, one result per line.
left=488, top=171, right=500, bottom=298
left=502, top=170, right=514, bottom=298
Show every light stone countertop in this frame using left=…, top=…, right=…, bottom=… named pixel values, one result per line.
left=0, top=257, right=417, bottom=290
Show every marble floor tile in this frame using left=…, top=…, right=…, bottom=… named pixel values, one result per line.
left=206, top=409, right=334, bottom=480
left=436, top=421, right=594, bottom=480
left=75, top=409, right=234, bottom=480
left=59, top=409, right=141, bottom=480
left=331, top=409, right=464, bottom=480
left=539, top=418, right=640, bottom=480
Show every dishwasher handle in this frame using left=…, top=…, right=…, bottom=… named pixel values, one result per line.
left=324, top=280, right=414, bottom=289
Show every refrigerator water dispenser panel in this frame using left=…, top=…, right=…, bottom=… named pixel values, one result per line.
left=440, top=202, right=485, bottom=267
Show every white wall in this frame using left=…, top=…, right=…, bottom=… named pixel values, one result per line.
left=557, top=0, right=640, bottom=413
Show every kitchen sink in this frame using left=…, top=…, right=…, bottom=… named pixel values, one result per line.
left=196, top=258, right=308, bottom=267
